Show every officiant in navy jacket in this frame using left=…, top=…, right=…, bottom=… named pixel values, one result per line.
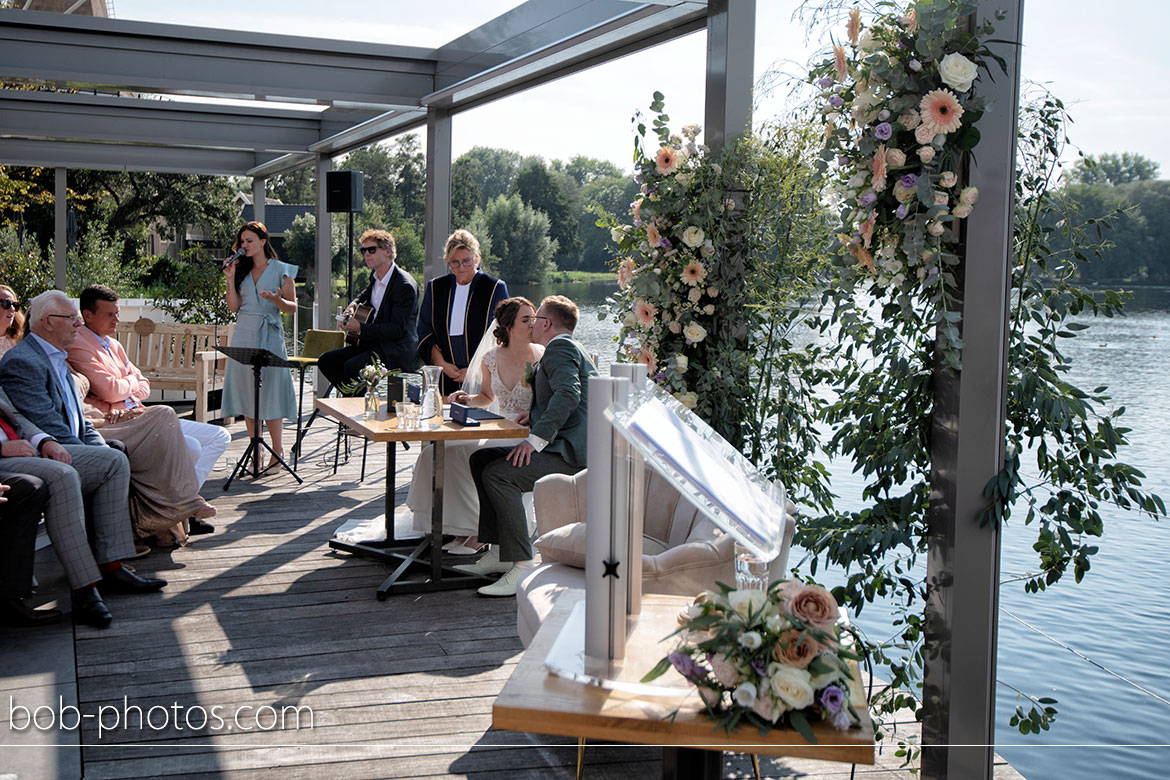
left=417, top=229, right=509, bottom=395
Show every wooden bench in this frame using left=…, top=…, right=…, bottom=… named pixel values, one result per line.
left=114, top=317, right=235, bottom=423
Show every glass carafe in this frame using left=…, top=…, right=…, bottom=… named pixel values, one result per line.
left=419, top=365, right=444, bottom=429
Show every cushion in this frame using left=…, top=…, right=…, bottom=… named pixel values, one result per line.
left=534, top=522, right=669, bottom=569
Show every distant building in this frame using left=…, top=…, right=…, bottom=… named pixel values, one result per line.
left=238, top=195, right=314, bottom=261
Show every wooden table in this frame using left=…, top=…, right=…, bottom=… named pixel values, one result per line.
left=493, top=593, right=874, bottom=778
left=316, top=396, right=528, bottom=599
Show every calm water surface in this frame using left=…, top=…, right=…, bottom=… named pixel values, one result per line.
left=523, top=280, right=1170, bottom=780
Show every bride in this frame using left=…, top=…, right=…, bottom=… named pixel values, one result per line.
left=407, top=297, right=544, bottom=551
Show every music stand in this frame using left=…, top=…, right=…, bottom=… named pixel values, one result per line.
left=218, top=345, right=304, bottom=489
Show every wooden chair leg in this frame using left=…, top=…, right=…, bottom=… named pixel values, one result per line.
left=751, top=753, right=761, bottom=780
left=576, top=737, right=586, bottom=780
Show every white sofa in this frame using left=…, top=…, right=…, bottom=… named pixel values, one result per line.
left=516, top=467, right=797, bottom=646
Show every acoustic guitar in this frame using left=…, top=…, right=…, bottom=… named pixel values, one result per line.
left=341, top=303, right=374, bottom=346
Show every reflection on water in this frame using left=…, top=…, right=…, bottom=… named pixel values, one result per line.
left=550, top=280, right=1170, bottom=780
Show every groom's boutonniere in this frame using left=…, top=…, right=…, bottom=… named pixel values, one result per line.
left=523, top=361, right=537, bottom=388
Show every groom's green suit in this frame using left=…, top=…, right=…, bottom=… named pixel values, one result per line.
left=470, top=335, right=597, bottom=562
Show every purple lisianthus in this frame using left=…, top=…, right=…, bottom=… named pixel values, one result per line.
left=899, top=173, right=918, bottom=189
left=819, top=684, right=846, bottom=714
left=831, top=709, right=851, bottom=731
left=837, top=155, right=848, bottom=167
left=659, top=237, right=671, bottom=249
left=874, top=122, right=893, bottom=141
left=817, top=76, right=833, bottom=89
left=633, top=218, right=643, bottom=228
left=669, top=651, right=702, bottom=681
left=859, top=191, right=877, bottom=207
left=751, top=658, right=767, bottom=676
left=654, top=371, right=666, bottom=383
left=828, top=95, right=844, bottom=108
left=895, top=204, right=909, bottom=219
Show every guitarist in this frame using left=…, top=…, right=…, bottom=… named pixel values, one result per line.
left=318, top=229, right=420, bottom=393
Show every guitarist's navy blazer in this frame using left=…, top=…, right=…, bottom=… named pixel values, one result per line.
left=318, top=263, right=421, bottom=389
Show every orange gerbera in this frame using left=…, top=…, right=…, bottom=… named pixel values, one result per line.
left=849, top=243, right=875, bottom=272
left=655, top=146, right=678, bottom=175
left=833, top=44, right=848, bottom=81
left=847, top=9, right=861, bottom=46
left=859, top=211, right=877, bottom=249
left=636, top=348, right=658, bottom=375
left=617, top=257, right=636, bottom=290
left=920, top=88, right=964, bottom=134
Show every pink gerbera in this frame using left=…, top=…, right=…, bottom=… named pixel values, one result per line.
left=617, top=257, right=636, bottom=290
left=655, top=146, right=678, bottom=175
left=919, top=88, right=964, bottom=134
left=682, top=260, right=707, bottom=287
left=634, top=299, right=658, bottom=328
left=871, top=145, right=888, bottom=191
left=646, top=223, right=662, bottom=248
left=636, top=348, right=658, bottom=375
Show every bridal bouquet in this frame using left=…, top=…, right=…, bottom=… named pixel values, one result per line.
left=642, top=580, right=864, bottom=741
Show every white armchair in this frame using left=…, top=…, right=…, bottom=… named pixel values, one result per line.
left=515, top=466, right=797, bottom=646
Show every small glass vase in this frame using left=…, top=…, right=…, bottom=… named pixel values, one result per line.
left=364, top=385, right=379, bottom=420
left=734, top=542, right=770, bottom=592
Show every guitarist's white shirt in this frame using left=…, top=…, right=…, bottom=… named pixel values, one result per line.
left=370, top=261, right=395, bottom=318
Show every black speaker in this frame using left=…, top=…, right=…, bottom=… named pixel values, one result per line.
left=326, top=170, right=364, bottom=213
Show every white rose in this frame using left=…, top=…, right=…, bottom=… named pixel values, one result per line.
left=668, top=321, right=681, bottom=334
left=927, top=221, right=946, bottom=237
left=703, top=304, right=715, bottom=315
left=683, top=321, right=707, bottom=343
left=918, top=145, right=936, bottom=163
left=953, top=204, right=973, bottom=219
left=676, top=391, right=698, bottom=409
left=938, top=52, right=978, bottom=92
left=610, top=226, right=623, bottom=243
left=676, top=355, right=688, bottom=372
left=960, top=186, right=980, bottom=205
left=728, top=589, right=767, bottom=620
left=768, top=663, right=815, bottom=710
left=681, top=226, right=705, bottom=248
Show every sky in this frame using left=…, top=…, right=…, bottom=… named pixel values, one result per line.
left=114, top=0, right=1170, bottom=179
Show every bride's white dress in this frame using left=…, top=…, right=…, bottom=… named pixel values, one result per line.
left=408, top=349, right=533, bottom=537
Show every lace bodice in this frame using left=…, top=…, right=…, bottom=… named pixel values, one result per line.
left=484, top=349, right=533, bottom=423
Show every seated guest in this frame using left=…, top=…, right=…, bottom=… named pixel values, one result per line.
left=0, top=475, right=59, bottom=626
left=408, top=297, right=544, bottom=552
left=0, top=284, right=24, bottom=358
left=459, top=295, right=597, bottom=597
left=416, top=229, right=509, bottom=395
left=0, top=290, right=214, bottom=548
left=68, top=284, right=230, bottom=532
left=318, top=229, right=420, bottom=392
left=0, top=385, right=165, bottom=628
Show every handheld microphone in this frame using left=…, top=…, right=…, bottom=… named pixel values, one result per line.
left=222, top=248, right=245, bottom=269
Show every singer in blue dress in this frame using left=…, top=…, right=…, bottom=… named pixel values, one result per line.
left=221, top=221, right=298, bottom=469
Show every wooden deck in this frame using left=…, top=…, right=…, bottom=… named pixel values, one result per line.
left=1, top=400, right=1025, bottom=779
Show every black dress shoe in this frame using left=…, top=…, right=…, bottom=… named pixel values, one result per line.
left=100, top=566, right=167, bottom=594
left=188, top=517, right=215, bottom=535
left=70, top=587, right=112, bottom=628
left=0, top=598, right=63, bottom=627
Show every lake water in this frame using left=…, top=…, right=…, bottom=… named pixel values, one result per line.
left=513, top=280, right=1170, bottom=780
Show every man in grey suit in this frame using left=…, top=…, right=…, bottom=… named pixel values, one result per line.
left=0, top=290, right=166, bottom=627
left=462, top=295, right=598, bottom=597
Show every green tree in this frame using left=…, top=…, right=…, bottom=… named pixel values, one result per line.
left=64, top=219, right=152, bottom=296
left=478, top=194, right=557, bottom=284
left=0, top=226, right=52, bottom=304
left=1118, top=179, right=1170, bottom=283
left=513, top=158, right=582, bottom=269
left=454, top=147, right=521, bottom=212
left=557, top=155, right=624, bottom=187
left=1066, top=152, right=1160, bottom=186
left=577, top=174, right=640, bottom=272
left=283, top=212, right=317, bottom=269
left=269, top=167, right=316, bottom=204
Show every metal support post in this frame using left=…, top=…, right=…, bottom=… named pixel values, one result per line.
left=313, top=154, right=333, bottom=396
left=424, top=107, right=452, bottom=282
left=922, top=3, right=1024, bottom=778
left=53, top=167, right=66, bottom=291
left=252, top=176, right=266, bottom=226
left=704, top=0, right=755, bottom=153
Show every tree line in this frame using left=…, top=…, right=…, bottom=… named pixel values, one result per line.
left=1055, top=152, right=1170, bottom=284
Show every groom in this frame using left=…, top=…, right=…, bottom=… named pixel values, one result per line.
left=461, top=295, right=597, bottom=597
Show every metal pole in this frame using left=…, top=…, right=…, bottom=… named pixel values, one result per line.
left=922, top=3, right=1024, bottom=778
left=313, top=154, right=333, bottom=395
left=424, top=107, right=452, bottom=283
left=252, top=177, right=266, bottom=226
left=346, top=210, right=354, bottom=303
left=53, top=167, right=66, bottom=291
left=703, top=0, right=755, bottom=153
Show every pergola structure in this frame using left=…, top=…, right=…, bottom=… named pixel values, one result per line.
left=0, top=2, right=1025, bottom=778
